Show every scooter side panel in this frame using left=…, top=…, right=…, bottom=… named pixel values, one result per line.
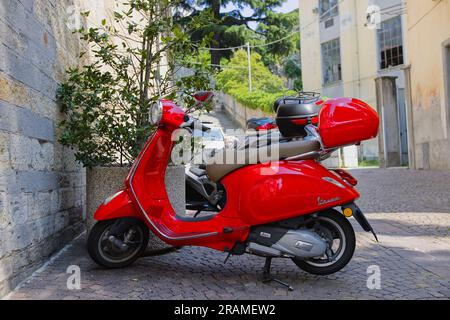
left=221, top=160, right=359, bottom=226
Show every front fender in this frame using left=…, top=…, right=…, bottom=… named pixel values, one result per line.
left=93, top=190, right=142, bottom=222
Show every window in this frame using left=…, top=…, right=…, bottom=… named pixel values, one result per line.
left=324, top=18, right=334, bottom=28
left=321, top=38, right=342, bottom=85
left=378, top=17, right=404, bottom=69
left=319, top=0, right=339, bottom=21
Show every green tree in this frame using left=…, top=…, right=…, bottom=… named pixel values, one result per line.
left=178, top=0, right=297, bottom=66
left=256, top=10, right=300, bottom=66
left=283, top=54, right=302, bottom=91
left=216, top=50, right=294, bottom=113
left=57, top=0, right=213, bottom=167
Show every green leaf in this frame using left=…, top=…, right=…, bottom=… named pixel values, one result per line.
left=57, top=0, right=213, bottom=168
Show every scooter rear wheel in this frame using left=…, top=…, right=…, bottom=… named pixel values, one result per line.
left=88, top=219, right=149, bottom=269
left=292, top=210, right=355, bottom=276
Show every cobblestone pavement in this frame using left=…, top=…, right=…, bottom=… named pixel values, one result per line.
left=5, top=169, right=450, bottom=300
left=199, top=106, right=237, bottom=130
left=5, top=108, right=450, bottom=300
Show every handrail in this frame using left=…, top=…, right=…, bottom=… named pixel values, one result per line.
left=284, top=148, right=337, bottom=162
left=283, top=125, right=342, bottom=162
left=304, top=124, right=325, bottom=150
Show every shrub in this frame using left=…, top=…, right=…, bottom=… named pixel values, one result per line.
left=216, top=50, right=295, bottom=113
left=57, top=0, right=212, bottom=167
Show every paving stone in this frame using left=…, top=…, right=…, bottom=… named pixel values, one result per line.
left=4, top=167, right=450, bottom=300
left=4, top=108, right=450, bottom=300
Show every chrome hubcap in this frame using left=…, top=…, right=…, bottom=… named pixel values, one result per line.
left=305, top=217, right=346, bottom=267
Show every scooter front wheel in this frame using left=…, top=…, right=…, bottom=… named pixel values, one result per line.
left=292, top=210, right=356, bottom=276
left=88, top=219, right=149, bottom=269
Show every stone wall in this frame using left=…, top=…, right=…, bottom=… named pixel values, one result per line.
left=0, top=0, right=94, bottom=297
left=218, top=93, right=271, bottom=129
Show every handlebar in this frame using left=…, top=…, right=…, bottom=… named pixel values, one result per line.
left=180, top=117, right=211, bottom=133
left=198, top=122, right=211, bottom=133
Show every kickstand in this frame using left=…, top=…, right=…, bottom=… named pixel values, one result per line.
left=261, top=257, right=294, bottom=291
left=223, top=252, right=232, bottom=264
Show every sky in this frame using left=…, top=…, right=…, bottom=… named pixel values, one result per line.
left=275, top=0, right=300, bottom=13
left=223, top=0, right=299, bottom=29
left=224, top=0, right=299, bottom=15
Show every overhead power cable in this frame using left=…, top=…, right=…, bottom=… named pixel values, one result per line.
left=200, top=0, right=344, bottom=52
left=408, top=0, right=442, bottom=31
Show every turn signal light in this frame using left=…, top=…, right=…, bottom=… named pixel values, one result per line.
left=343, top=208, right=353, bottom=218
left=257, top=123, right=278, bottom=131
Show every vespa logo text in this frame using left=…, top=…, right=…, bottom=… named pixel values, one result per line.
left=317, top=196, right=341, bottom=206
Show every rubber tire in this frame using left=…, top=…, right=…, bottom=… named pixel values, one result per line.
left=88, top=219, right=149, bottom=269
left=292, top=210, right=356, bottom=276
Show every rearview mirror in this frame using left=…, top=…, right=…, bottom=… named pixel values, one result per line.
left=193, top=91, right=214, bottom=104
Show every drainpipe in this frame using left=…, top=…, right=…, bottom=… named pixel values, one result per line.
left=353, top=0, right=362, bottom=162
left=353, top=0, right=362, bottom=98
left=403, top=65, right=416, bottom=169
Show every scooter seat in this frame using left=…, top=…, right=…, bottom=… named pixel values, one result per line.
left=206, top=139, right=321, bottom=182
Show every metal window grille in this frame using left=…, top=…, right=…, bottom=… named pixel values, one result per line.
left=325, top=18, right=334, bottom=28
left=378, top=16, right=404, bottom=69
left=321, top=38, right=342, bottom=85
left=319, top=0, right=339, bottom=21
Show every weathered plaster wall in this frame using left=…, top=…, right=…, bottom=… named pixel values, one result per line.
left=406, top=0, right=450, bottom=170
left=299, top=0, right=409, bottom=163
left=299, top=0, right=322, bottom=93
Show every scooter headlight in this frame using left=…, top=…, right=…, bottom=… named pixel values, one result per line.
left=149, top=100, right=163, bottom=125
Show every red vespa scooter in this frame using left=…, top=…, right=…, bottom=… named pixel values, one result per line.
left=87, top=92, right=379, bottom=289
